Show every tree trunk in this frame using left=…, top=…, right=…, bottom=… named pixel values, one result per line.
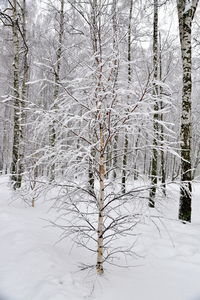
left=133, top=128, right=141, bottom=180
left=112, top=134, right=118, bottom=179
left=96, top=123, right=105, bottom=275
left=122, top=133, right=128, bottom=194
left=20, top=0, right=29, bottom=179
left=159, top=33, right=166, bottom=196
left=10, top=0, right=22, bottom=189
left=177, top=0, right=199, bottom=222
left=149, top=0, right=159, bottom=207
left=121, top=0, right=133, bottom=193
left=88, top=149, right=95, bottom=194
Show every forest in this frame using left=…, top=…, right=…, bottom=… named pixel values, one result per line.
left=0, top=0, right=200, bottom=299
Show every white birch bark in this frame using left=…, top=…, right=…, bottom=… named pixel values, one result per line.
left=10, top=0, right=22, bottom=189
left=149, top=0, right=159, bottom=207
left=177, top=0, right=199, bottom=222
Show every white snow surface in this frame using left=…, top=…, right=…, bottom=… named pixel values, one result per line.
left=0, top=176, right=200, bottom=300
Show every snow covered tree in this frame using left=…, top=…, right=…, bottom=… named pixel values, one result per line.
left=0, top=0, right=189, bottom=277
left=25, top=0, right=176, bottom=275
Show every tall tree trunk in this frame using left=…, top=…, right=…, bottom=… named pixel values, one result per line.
left=121, top=0, right=133, bottom=193
left=111, top=0, right=119, bottom=181
left=96, top=123, right=105, bottom=275
left=159, top=33, right=166, bottom=195
left=90, top=0, right=105, bottom=275
left=10, top=0, right=22, bottom=189
left=20, top=0, right=29, bottom=179
left=177, top=0, right=199, bottom=222
left=149, top=0, right=159, bottom=207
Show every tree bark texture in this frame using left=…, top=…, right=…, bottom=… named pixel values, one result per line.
left=10, top=0, right=23, bottom=189
left=159, top=33, right=166, bottom=195
left=96, top=123, right=105, bottom=275
left=177, top=0, right=199, bottom=222
left=149, top=0, right=159, bottom=207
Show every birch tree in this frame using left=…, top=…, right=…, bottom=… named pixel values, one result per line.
left=0, top=0, right=29, bottom=189
left=158, top=33, right=166, bottom=195
left=10, top=0, right=23, bottom=189
left=149, top=0, right=159, bottom=207
left=0, top=0, right=178, bottom=274
left=177, top=0, right=199, bottom=222
left=20, top=0, right=29, bottom=167
left=121, top=0, right=133, bottom=194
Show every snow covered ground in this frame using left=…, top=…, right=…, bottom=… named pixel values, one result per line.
left=0, top=175, right=200, bottom=300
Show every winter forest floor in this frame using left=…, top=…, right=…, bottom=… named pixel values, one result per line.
left=0, top=176, right=200, bottom=300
